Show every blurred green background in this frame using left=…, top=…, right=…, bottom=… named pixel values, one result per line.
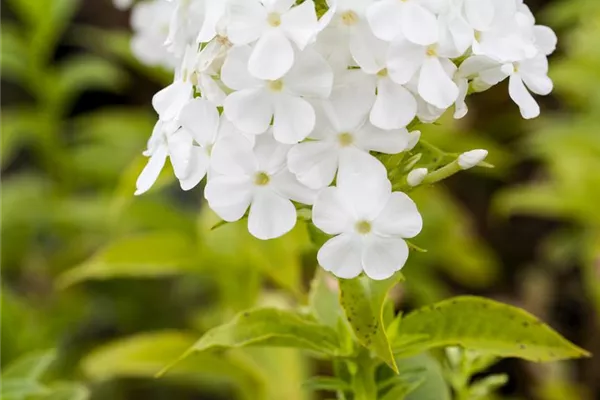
left=1, top=0, right=599, bottom=399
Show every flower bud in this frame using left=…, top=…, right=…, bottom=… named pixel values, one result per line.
left=407, top=168, right=428, bottom=187
left=458, top=149, right=488, bottom=170
left=405, top=130, right=421, bottom=151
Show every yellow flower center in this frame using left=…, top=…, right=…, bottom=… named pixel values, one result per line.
left=337, top=132, right=354, bottom=147
left=341, top=10, right=359, bottom=26
left=267, top=13, right=281, bottom=27
left=377, top=68, right=388, bottom=78
left=254, top=172, right=271, bottom=186
left=268, top=79, right=284, bottom=92
left=426, top=45, right=437, bottom=57
left=355, top=220, right=372, bottom=235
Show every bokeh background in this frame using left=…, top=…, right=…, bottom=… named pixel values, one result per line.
left=1, top=0, right=599, bottom=399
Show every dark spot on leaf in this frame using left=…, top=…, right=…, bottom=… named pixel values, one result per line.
left=519, top=344, right=526, bottom=350
left=522, top=322, right=530, bottom=328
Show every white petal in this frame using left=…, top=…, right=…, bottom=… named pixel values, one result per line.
left=354, top=122, right=409, bottom=154
left=287, top=141, right=339, bottom=189
left=253, top=132, right=290, bottom=174
left=366, top=1, right=403, bottom=42
left=373, top=192, right=422, bottom=238
left=349, top=24, right=388, bottom=74
left=273, top=94, right=316, bottom=144
left=271, top=169, right=318, bottom=205
left=464, top=0, right=494, bottom=31
left=197, top=0, right=226, bottom=43
left=509, top=74, right=540, bottom=119
left=457, top=55, right=500, bottom=78
left=370, top=77, right=417, bottom=130
left=135, top=145, right=168, bottom=195
left=325, top=71, right=375, bottom=132
left=534, top=25, right=557, bottom=56
left=401, top=2, right=438, bottom=45
left=312, top=186, right=355, bottom=235
left=317, top=233, right=364, bottom=279
left=454, top=78, right=469, bottom=119
left=264, top=0, right=295, bottom=13
left=249, top=29, right=295, bottom=80
left=284, top=48, right=334, bottom=98
left=337, top=148, right=391, bottom=220
left=152, top=81, right=193, bottom=121
left=227, top=0, right=268, bottom=45
left=281, top=0, right=319, bottom=50
left=210, top=135, right=258, bottom=176
left=387, top=37, right=425, bottom=84
left=205, top=175, right=253, bottom=221
left=179, top=147, right=209, bottom=191
left=418, top=56, right=459, bottom=109
left=224, top=88, right=273, bottom=135
left=178, top=98, right=220, bottom=146
left=362, top=236, right=409, bottom=280
left=248, top=189, right=297, bottom=239
left=221, top=46, right=263, bottom=90
left=522, top=73, right=553, bottom=96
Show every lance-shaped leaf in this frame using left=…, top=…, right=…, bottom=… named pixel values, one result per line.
left=57, top=232, right=198, bottom=288
left=162, top=308, right=343, bottom=375
left=339, top=273, right=404, bottom=373
left=393, top=296, right=590, bottom=362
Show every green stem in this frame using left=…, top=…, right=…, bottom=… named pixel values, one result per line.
left=352, top=349, right=378, bottom=400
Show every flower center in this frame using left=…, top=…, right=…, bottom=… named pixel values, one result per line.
left=268, top=79, right=284, bottom=92
left=337, top=132, right=354, bottom=147
left=341, top=10, right=359, bottom=26
left=426, top=45, right=437, bottom=57
left=355, top=220, right=372, bottom=235
left=254, top=172, right=271, bottom=186
left=216, top=35, right=232, bottom=47
left=377, top=68, right=388, bottom=78
left=267, top=12, right=281, bottom=27
left=474, top=30, right=482, bottom=42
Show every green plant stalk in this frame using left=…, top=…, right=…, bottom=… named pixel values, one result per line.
left=352, top=349, right=378, bottom=400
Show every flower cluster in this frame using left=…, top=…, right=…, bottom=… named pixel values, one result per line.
left=121, top=0, right=556, bottom=280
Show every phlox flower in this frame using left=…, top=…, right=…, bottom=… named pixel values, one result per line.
left=205, top=133, right=317, bottom=240
left=312, top=160, right=422, bottom=280
left=367, top=0, right=439, bottom=45
left=221, top=45, right=333, bottom=144
left=227, top=0, right=319, bottom=80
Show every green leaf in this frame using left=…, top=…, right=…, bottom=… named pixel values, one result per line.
left=1, top=380, right=49, bottom=400
left=57, top=232, right=198, bottom=288
left=3, top=350, right=56, bottom=381
left=339, top=273, right=404, bottom=373
left=308, top=270, right=344, bottom=327
left=81, top=331, right=264, bottom=400
left=0, top=23, right=29, bottom=84
left=302, top=376, right=351, bottom=393
left=380, top=376, right=424, bottom=400
left=393, top=296, right=590, bottom=362
left=55, top=55, right=127, bottom=109
left=38, top=383, right=90, bottom=400
left=187, top=308, right=342, bottom=356
left=403, top=354, right=451, bottom=400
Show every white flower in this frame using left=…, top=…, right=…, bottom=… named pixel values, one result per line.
left=312, top=161, right=422, bottom=280
left=196, top=0, right=229, bottom=43
left=178, top=44, right=227, bottom=106
left=350, top=31, right=417, bottom=129
left=227, top=0, right=319, bottom=80
left=458, top=149, right=488, bottom=169
left=165, top=0, right=206, bottom=59
left=367, top=0, right=439, bottom=45
left=221, top=45, right=333, bottom=143
left=205, top=133, right=317, bottom=240
left=152, top=80, right=194, bottom=122
left=135, top=120, right=206, bottom=195
left=113, top=0, right=133, bottom=11
left=386, top=31, right=461, bottom=109
left=130, top=0, right=176, bottom=68
left=288, top=82, right=409, bottom=189
left=507, top=54, right=553, bottom=119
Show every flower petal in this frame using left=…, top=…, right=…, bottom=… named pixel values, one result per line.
left=387, top=37, right=425, bottom=84
left=249, top=29, right=295, bottom=80
left=362, top=236, right=409, bottom=280
left=464, top=0, right=494, bottom=31
left=179, top=147, right=210, bottom=191
left=366, top=0, right=403, bottom=42
left=152, top=81, right=193, bottom=121
left=354, top=122, right=409, bottom=154
left=179, top=98, right=220, bottom=146
left=373, top=192, right=422, bottom=238
left=281, top=0, right=319, bottom=49
left=418, top=56, right=459, bottom=109
left=210, top=135, right=258, bottom=176
left=227, top=0, right=268, bottom=45
left=248, top=189, right=297, bottom=239
left=370, top=77, right=417, bottom=130
left=284, top=48, right=333, bottom=98
left=205, top=175, right=253, bottom=221
left=224, top=88, right=273, bottom=135
left=317, top=233, right=364, bottom=279
left=287, top=141, right=339, bottom=189
left=508, top=74, right=539, bottom=119
left=221, top=46, right=263, bottom=91
left=313, top=186, right=355, bottom=235
left=135, top=145, right=168, bottom=195
left=273, top=94, right=316, bottom=144
left=271, top=169, right=318, bottom=205
left=401, top=2, right=438, bottom=45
